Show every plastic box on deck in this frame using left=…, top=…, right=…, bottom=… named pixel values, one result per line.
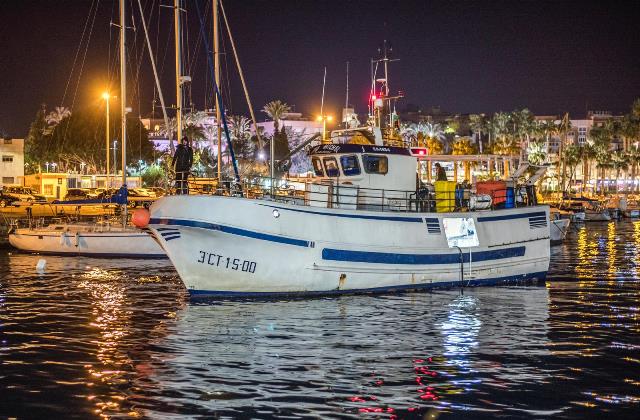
left=434, top=180, right=457, bottom=212
left=476, top=181, right=507, bottom=206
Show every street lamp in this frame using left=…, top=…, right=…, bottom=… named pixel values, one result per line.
left=102, top=91, right=111, bottom=186
left=80, top=162, right=86, bottom=174
left=317, top=114, right=333, bottom=143
left=45, top=162, right=50, bottom=173
left=51, top=162, right=57, bottom=172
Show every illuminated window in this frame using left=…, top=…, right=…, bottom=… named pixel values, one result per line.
left=340, top=155, right=361, bottom=176
left=44, top=184, right=53, bottom=195
left=323, top=157, right=340, bottom=177
left=311, top=157, right=324, bottom=177
left=363, top=155, right=388, bottom=175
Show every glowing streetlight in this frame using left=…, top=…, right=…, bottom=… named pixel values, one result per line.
left=317, top=114, right=333, bottom=143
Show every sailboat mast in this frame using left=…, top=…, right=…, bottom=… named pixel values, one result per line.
left=214, top=0, right=222, bottom=184
left=119, top=0, right=127, bottom=187
left=174, top=0, right=183, bottom=145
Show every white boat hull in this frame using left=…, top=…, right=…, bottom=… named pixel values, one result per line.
left=550, top=218, right=570, bottom=244
left=148, top=196, right=551, bottom=297
left=9, top=225, right=166, bottom=258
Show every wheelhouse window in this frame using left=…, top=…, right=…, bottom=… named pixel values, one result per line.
left=312, top=157, right=325, bottom=177
left=340, top=155, right=361, bottom=176
left=323, top=157, right=340, bottom=177
left=363, top=154, right=388, bottom=175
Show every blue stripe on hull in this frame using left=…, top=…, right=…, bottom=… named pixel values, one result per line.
left=321, top=246, right=525, bottom=265
left=187, top=271, right=548, bottom=298
left=477, top=211, right=546, bottom=222
left=150, top=218, right=310, bottom=247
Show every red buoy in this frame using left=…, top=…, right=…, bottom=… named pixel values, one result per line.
left=132, top=208, right=150, bottom=228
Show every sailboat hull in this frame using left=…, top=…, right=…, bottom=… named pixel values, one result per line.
left=9, top=226, right=166, bottom=258
left=148, top=196, right=550, bottom=297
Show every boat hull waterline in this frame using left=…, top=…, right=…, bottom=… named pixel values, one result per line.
left=148, top=196, right=551, bottom=297
left=9, top=227, right=166, bottom=258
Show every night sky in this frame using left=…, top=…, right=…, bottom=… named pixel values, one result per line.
left=0, top=0, right=638, bottom=137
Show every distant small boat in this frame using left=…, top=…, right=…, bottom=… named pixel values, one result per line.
left=549, top=209, right=571, bottom=245
left=557, top=199, right=610, bottom=222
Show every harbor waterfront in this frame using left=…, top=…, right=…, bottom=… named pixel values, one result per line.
left=1, top=221, right=639, bottom=418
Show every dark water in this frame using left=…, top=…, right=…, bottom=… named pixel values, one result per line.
left=1, top=222, right=639, bottom=419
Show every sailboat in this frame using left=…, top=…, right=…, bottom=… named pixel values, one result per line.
left=9, top=0, right=165, bottom=258
left=137, top=7, right=551, bottom=297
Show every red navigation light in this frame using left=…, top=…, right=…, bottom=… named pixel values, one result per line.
left=410, top=147, right=428, bottom=156
left=371, top=95, right=377, bottom=101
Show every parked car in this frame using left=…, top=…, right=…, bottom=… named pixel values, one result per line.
left=0, top=189, right=19, bottom=207
left=64, top=188, right=97, bottom=201
left=127, top=189, right=155, bottom=208
left=2, top=186, right=46, bottom=203
left=147, top=187, right=166, bottom=197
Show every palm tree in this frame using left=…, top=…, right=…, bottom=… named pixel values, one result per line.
left=564, top=145, right=582, bottom=191
left=512, top=109, right=535, bottom=159
left=399, top=123, right=418, bottom=145
left=229, top=115, right=253, bottom=159
left=160, top=117, right=178, bottom=154
left=452, top=137, right=477, bottom=179
left=45, top=106, right=71, bottom=126
left=422, top=122, right=445, bottom=154
left=527, top=141, right=547, bottom=166
left=451, top=137, right=477, bottom=155
left=469, top=114, right=486, bottom=153
left=262, top=100, right=291, bottom=137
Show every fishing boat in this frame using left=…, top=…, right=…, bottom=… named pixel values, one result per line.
left=140, top=23, right=550, bottom=296
left=9, top=0, right=165, bottom=258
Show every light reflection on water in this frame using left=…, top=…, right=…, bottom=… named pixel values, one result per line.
left=1, top=221, right=639, bottom=418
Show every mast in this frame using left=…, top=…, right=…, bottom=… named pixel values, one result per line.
left=119, top=0, right=127, bottom=223
left=214, top=0, right=222, bottom=184
left=119, top=0, right=127, bottom=186
left=137, top=0, right=169, bottom=146
left=174, top=0, right=183, bottom=146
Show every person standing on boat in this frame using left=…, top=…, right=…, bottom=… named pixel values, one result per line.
left=435, top=162, right=447, bottom=181
left=172, top=137, right=192, bottom=195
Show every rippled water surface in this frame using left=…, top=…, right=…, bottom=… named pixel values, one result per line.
left=1, top=221, right=640, bottom=418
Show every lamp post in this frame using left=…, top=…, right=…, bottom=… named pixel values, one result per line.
left=80, top=162, right=86, bottom=174
left=102, top=92, right=111, bottom=187
left=45, top=162, right=49, bottom=173
left=51, top=162, right=57, bottom=173
left=317, top=114, right=333, bottom=143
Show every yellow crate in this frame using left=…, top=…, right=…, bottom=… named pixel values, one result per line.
left=434, top=180, right=456, bottom=212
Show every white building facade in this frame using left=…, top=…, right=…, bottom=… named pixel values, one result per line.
left=0, top=138, right=24, bottom=187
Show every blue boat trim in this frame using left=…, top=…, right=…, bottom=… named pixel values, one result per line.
left=321, top=246, right=526, bottom=265
left=188, top=271, right=548, bottom=298
left=164, top=236, right=180, bottom=241
left=257, top=203, right=424, bottom=223
left=149, top=218, right=310, bottom=247
left=477, top=211, right=547, bottom=222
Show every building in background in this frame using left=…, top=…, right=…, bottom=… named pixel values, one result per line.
left=0, top=138, right=24, bottom=187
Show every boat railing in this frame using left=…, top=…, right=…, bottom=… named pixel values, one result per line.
left=179, top=175, right=539, bottom=214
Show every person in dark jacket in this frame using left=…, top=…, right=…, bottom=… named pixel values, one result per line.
left=435, top=162, right=447, bottom=181
left=172, top=137, right=192, bottom=194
